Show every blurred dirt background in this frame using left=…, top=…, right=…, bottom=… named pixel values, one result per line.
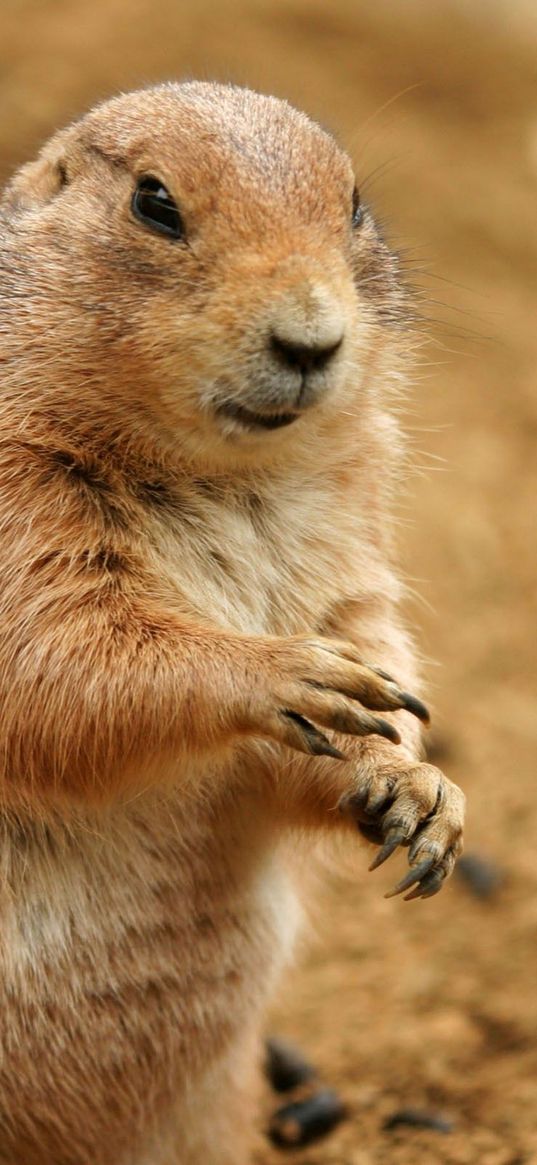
left=1, top=1, right=536, bottom=1161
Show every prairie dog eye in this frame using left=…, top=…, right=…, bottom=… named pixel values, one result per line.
left=132, top=176, right=184, bottom=239
left=351, top=186, right=363, bottom=230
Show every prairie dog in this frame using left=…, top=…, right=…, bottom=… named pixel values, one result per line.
left=0, top=83, right=464, bottom=1165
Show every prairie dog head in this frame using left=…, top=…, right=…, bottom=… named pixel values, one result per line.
left=0, top=83, right=405, bottom=469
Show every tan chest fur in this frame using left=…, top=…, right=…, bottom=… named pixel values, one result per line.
left=144, top=457, right=391, bottom=639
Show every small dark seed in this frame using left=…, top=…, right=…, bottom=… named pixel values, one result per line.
left=456, top=853, right=504, bottom=900
left=265, top=1037, right=317, bottom=1093
left=268, top=1089, right=347, bottom=1148
left=383, top=1107, right=455, bottom=1134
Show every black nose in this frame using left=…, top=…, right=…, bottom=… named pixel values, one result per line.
left=270, top=333, right=342, bottom=375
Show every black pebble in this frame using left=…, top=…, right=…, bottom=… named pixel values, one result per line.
left=456, top=853, right=504, bottom=900
left=265, top=1037, right=317, bottom=1093
left=383, top=1107, right=455, bottom=1134
left=268, top=1089, right=347, bottom=1148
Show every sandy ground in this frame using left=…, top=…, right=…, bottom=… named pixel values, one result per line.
left=1, top=1, right=536, bottom=1161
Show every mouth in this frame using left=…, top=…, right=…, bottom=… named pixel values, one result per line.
left=216, top=400, right=299, bottom=432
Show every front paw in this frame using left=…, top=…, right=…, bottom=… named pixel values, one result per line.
left=240, top=635, right=429, bottom=757
left=340, top=763, right=465, bottom=900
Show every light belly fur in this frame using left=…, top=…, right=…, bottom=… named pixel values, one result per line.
left=0, top=783, right=301, bottom=1163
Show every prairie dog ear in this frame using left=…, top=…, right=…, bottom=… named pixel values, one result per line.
left=1, top=127, right=75, bottom=215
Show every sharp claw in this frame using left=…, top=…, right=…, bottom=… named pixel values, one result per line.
left=403, top=882, right=442, bottom=901
left=419, top=882, right=445, bottom=899
left=282, top=711, right=346, bottom=759
left=406, top=869, right=446, bottom=900
left=384, top=855, right=436, bottom=897
left=403, top=887, right=423, bottom=901
left=373, top=719, right=401, bottom=745
left=369, top=828, right=405, bottom=871
left=398, top=692, right=430, bottom=725
left=314, top=739, right=347, bottom=760
left=368, top=665, right=396, bottom=683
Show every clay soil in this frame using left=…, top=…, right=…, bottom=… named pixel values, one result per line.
left=1, top=2, right=536, bottom=1162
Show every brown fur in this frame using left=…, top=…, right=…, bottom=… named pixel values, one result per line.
left=0, top=83, right=464, bottom=1164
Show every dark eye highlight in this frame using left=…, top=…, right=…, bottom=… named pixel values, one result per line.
left=132, top=176, right=184, bottom=240
left=351, top=186, right=363, bottom=230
